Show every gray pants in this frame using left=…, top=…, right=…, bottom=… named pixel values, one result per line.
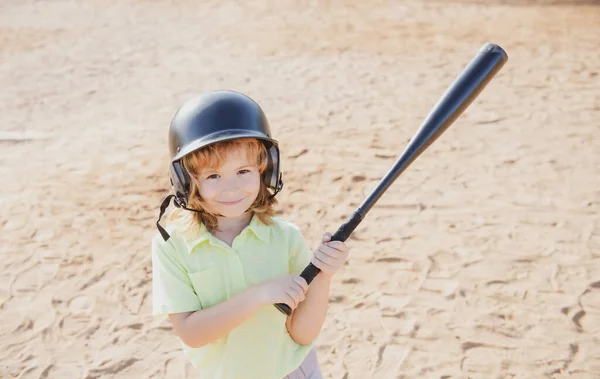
left=282, top=348, right=323, bottom=379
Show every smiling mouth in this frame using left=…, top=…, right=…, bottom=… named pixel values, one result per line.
left=219, top=198, right=244, bottom=206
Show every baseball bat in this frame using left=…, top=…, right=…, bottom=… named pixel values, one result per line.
left=275, top=43, right=508, bottom=316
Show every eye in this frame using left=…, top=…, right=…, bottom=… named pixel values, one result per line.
left=206, top=174, right=220, bottom=180
left=238, top=169, right=251, bottom=175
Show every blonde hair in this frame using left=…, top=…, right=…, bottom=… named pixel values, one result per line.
left=169, top=138, right=277, bottom=234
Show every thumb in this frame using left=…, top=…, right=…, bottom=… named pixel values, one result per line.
left=322, top=232, right=332, bottom=242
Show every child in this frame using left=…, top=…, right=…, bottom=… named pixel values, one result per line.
left=152, top=90, right=350, bottom=379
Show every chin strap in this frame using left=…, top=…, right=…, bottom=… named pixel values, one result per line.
left=156, top=194, right=205, bottom=241
left=156, top=195, right=176, bottom=241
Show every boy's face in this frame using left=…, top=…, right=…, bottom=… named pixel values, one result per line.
left=195, top=145, right=261, bottom=219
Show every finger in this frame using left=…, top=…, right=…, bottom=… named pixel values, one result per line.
left=325, top=240, right=347, bottom=252
left=288, top=286, right=303, bottom=306
left=313, top=247, right=343, bottom=264
left=291, top=279, right=306, bottom=295
left=293, top=276, right=309, bottom=292
left=322, top=232, right=332, bottom=243
left=314, top=253, right=341, bottom=274
left=311, top=259, right=333, bottom=277
left=313, top=250, right=336, bottom=267
left=320, top=242, right=342, bottom=255
left=290, top=281, right=304, bottom=296
left=285, top=291, right=298, bottom=309
left=321, top=244, right=348, bottom=264
left=291, top=284, right=306, bottom=302
left=311, top=255, right=335, bottom=273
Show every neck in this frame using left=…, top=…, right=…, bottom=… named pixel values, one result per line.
left=215, top=211, right=254, bottom=234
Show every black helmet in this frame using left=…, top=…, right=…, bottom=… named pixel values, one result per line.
left=168, top=90, right=284, bottom=208
left=156, top=90, right=284, bottom=241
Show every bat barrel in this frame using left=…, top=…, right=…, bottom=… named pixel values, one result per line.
left=356, top=43, right=507, bottom=217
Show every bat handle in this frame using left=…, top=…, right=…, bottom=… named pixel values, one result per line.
left=274, top=211, right=363, bottom=316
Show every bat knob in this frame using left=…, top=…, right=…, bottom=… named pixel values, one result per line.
left=275, top=303, right=292, bottom=316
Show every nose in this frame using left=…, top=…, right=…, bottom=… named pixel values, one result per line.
left=220, top=176, right=240, bottom=195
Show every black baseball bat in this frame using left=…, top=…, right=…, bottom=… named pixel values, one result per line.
left=275, top=43, right=508, bottom=316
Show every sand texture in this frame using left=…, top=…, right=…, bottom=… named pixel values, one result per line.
left=1, top=0, right=599, bottom=378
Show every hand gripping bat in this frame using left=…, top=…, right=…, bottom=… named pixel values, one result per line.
left=275, top=43, right=508, bottom=316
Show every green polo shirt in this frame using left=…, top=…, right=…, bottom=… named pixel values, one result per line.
left=151, top=214, right=315, bottom=379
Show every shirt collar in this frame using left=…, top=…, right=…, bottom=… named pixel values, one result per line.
left=183, top=213, right=271, bottom=253
left=183, top=223, right=210, bottom=252
left=246, top=214, right=271, bottom=244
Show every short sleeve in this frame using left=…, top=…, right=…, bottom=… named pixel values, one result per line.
left=151, top=235, right=202, bottom=316
left=288, top=225, right=313, bottom=275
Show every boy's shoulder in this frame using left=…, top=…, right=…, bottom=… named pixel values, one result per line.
left=151, top=217, right=197, bottom=254
left=268, top=216, right=303, bottom=234
left=151, top=224, right=182, bottom=251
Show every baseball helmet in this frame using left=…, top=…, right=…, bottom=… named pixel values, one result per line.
left=168, top=90, right=284, bottom=208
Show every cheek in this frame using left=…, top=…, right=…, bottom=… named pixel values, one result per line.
left=198, top=182, right=219, bottom=200
left=243, top=173, right=261, bottom=193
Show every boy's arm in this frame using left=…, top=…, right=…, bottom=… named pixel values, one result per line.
left=169, top=274, right=307, bottom=348
left=169, top=288, right=263, bottom=348
left=285, top=273, right=331, bottom=346
left=286, top=233, right=349, bottom=345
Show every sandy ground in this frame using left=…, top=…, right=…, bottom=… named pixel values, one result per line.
left=1, top=0, right=599, bottom=378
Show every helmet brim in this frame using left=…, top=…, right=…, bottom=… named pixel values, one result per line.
left=171, top=129, right=277, bottom=163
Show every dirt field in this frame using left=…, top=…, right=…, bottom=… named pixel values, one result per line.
left=1, top=0, right=599, bottom=378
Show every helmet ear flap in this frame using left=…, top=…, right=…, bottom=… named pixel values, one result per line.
left=170, top=161, right=191, bottom=208
left=264, top=143, right=283, bottom=195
